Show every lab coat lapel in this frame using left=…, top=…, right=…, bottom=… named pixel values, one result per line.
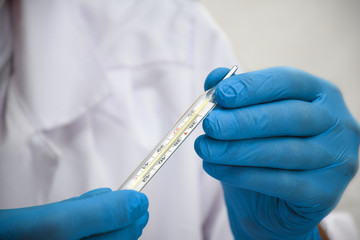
left=9, top=1, right=111, bottom=203
left=14, top=0, right=111, bottom=131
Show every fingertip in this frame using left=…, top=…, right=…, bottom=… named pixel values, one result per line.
left=130, top=190, right=148, bottom=205
left=203, top=110, right=229, bottom=140
left=215, top=76, right=248, bottom=108
left=215, top=83, right=234, bottom=106
left=202, top=162, right=217, bottom=178
left=202, top=115, right=215, bottom=137
left=204, top=67, right=230, bottom=91
left=194, top=135, right=207, bottom=159
left=137, top=211, right=150, bottom=231
left=196, top=135, right=229, bottom=165
left=116, top=190, right=149, bottom=212
left=108, top=190, right=149, bottom=228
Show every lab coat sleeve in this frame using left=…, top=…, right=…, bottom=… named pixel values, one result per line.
left=321, top=212, right=359, bottom=240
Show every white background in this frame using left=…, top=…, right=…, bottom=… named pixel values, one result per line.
left=202, top=0, right=360, bottom=229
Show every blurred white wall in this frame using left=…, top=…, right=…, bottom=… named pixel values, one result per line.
left=202, top=0, right=360, bottom=229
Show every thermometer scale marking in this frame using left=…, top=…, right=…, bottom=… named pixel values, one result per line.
left=130, top=98, right=212, bottom=188
left=119, top=65, right=238, bottom=191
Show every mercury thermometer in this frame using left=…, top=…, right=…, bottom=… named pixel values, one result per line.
left=119, top=66, right=238, bottom=191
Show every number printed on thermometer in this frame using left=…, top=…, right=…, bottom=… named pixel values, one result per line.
left=131, top=102, right=214, bottom=189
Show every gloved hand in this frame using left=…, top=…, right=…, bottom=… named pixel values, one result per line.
left=195, top=67, right=360, bottom=239
left=0, top=188, right=149, bottom=240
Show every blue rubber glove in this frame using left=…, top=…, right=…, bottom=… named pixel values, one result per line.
left=195, top=67, right=360, bottom=240
left=0, top=188, right=149, bottom=240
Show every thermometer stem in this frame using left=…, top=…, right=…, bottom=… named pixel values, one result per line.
left=119, top=65, right=238, bottom=191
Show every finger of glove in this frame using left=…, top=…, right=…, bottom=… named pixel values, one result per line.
left=0, top=190, right=148, bottom=239
left=66, top=190, right=148, bottom=237
left=215, top=66, right=323, bottom=108
left=203, top=100, right=334, bottom=140
left=55, top=190, right=148, bottom=239
left=85, top=211, right=149, bottom=240
left=204, top=67, right=232, bottom=91
left=195, top=135, right=333, bottom=170
left=202, top=162, right=346, bottom=206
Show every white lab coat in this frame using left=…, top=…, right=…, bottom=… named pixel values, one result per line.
left=0, top=0, right=357, bottom=239
left=0, top=0, right=236, bottom=239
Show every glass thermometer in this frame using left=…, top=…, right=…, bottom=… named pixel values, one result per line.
left=119, top=66, right=238, bottom=191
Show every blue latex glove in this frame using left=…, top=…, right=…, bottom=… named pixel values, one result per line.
left=0, top=188, right=149, bottom=240
left=195, top=67, right=360, bottom=240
